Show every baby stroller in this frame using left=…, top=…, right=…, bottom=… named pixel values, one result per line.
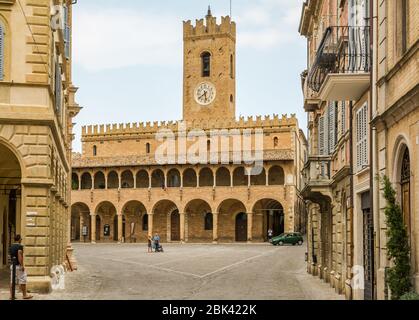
left=155, top=241, right=164, bottom=252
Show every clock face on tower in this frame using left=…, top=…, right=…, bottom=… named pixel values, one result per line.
left=194, top=82, right=216, bottom=106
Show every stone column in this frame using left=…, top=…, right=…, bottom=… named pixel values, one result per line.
left=133, top=171, right=137, bottom=189
left=247, top=212, right=253, bottom=242
left=79, top=214, right=84, bottom=242
left=91, top=214, right=96, bottom=244
left=213, top=213, right=218, bottom=243
left=118, top=214, right=123, bottom=243
left=148, top=214, right=153, bottom=238
left=180, top=212, right=185, bottom=243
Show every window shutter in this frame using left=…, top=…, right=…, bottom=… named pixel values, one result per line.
left=356, top=103, right=368, bottom=171
left=55, top=61, right=62, bottom=115
left=63, top=5, right=70, bottom=59
left=341, top=101, right=346, bottom=136
left=0, top=24, right=4, bottom=81
left=318, top=116, right=325, bottom=155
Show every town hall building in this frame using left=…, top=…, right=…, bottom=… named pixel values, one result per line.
left=70, top=9, right=307, bottom=244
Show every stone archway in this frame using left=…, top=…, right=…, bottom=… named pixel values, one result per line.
left=252, top=199, right=285, bottom=241
left=152, top=200, right=178, bottom=243
left=95, top=201, right=117, bottom=242
left=217, top=199, right=247, bottom=242
left=122, top=200, right=148, bottom=242
left=71, top=202, right=91, bottom=242
left=0, top=142, right=22, bottom=267
left=184, top=199, right=213, bottom=242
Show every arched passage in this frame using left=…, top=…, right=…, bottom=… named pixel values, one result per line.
left=233, top=167, right=248, bottom=186
left=80, top=172, right=92, bottom=189
left=71, top=172, right=79, bottom=190
left=94, top=171, right=106, bottom=189
left=183, top=168, right=197, bottom=187
left=216, top=167, right=231, bottom=187
left=122, top=200, right=148, bottom=242
left=217, top=199, right=247, bottom=242
left=252, top=199, right=284, bottom=241
left=251, top=167, right=266, bottom=186
left=199, top=168, right=213, bottom=187
left=167, top=169, right=181, bottom=188
left=107, top=171, right=119, bottom=189
left=268, top=166, right=285, bottom=185
left=71, top=202, right=91, bottom=242
left=184, top=199, right=213, bottom=242
left=151, top=169, right=165, bottom=188
left=136, top=170, right=149, bottom=188
left=95, top=201, right=117, bottom=242
left=0, top=142, right=22, bottom=267
left=152, top=200, right=178, bottom=242
left=121, top=170, right=134, bottom=188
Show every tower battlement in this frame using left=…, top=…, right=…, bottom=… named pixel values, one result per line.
left=183, top=10, right=236, bottom=40
left=81, top=114, right=298, bottom=138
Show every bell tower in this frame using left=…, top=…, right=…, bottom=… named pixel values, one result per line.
left=182, top=7, right=236, bottom=122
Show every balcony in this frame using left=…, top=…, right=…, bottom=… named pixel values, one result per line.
left=301, top=156, right=333, bottom=205
left=307, top=26, right=371, bottom=101
left=301, top=70, right=321, bottom=112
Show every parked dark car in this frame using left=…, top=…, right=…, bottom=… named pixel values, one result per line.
left=272, top=232, right=304, bottom=246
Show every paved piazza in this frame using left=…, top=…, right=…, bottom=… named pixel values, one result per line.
left=1, top=243, right=343, bottom=300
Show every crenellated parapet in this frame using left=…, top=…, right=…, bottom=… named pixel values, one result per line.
left=81, top=114, right=298, bottom=139
left=183, top=15, right=236, bottom=40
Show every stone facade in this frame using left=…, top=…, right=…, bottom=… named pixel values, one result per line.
left=299, top=0, right=418, bottom=300
left=0, top=0, right=80, bottom=292
left=71, top=10, right=307, bottom=246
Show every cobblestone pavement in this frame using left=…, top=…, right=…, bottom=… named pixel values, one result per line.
left=0, top=243, right=345, bottom=300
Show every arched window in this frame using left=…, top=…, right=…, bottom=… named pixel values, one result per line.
left=146, top=143, right=151, bottom=154
left=204, top=213, right=213, bottom=230
left=142, top=214, right=148, bottom=231
left=201, top=52, right=211, bottom=77
left=273, top=137, right=279, bottom=148
left=93, top=145, right=97, bottom=156
left=0, top=23, right=4, bottom=81
left=230, top=95, right=234, bottom=103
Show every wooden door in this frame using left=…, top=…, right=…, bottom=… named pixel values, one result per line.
left=235, top=213, right=247, bottom=242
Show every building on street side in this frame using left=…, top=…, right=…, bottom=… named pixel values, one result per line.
left=0, top=0, right=80, bottom=292
left=299, top=0, right=418, bottom=300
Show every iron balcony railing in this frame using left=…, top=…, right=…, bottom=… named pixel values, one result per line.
left=307, top=26, right=371, bottom=92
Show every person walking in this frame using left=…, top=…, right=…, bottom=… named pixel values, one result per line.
left=267, top=228, right=273, bottom=243
left=9, top=235, right=33, bottom=300
left=153, top=233, right=161, bottom=252
left=147, top=235, right=153, bottom=253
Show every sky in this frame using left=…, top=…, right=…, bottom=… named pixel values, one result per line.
left=71, top=0, right=307, bottom=152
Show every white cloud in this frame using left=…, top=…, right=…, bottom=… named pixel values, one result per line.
left=235, top=0, right=303, bottom=49
left=73, top=8, right=182, bottom=72
left=72, top=1, right=304, bottom=71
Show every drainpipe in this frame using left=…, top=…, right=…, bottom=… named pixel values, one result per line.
left=349, top=99, right=354, bottom=287
left=369, top=0, right=377, bottom=300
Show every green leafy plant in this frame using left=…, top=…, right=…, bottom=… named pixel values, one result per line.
left=400, top=291, right=419, bottom=300
left=382, top=175, right=412, bottom=300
